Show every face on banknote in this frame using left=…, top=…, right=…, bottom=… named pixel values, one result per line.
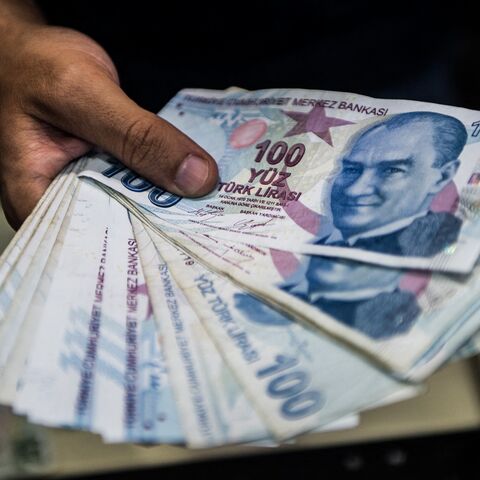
left=80, top=88, right=480, bottom=273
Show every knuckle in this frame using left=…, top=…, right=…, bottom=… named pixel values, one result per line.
left=122, top=118, right=171, bottom=173
left=50, top=61, right=86, bottom=100
left=32, top=59, right=87, bottom=111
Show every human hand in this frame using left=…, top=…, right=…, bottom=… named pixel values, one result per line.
left=0, top=25, right=218, bottom=229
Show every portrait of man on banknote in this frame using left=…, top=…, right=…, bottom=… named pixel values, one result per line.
left=317, top=111, right=468, bottom=257
left=276, top=256, right=420, bottom=340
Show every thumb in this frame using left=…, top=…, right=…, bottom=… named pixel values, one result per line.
left=32, top=70, right=218, bottom=197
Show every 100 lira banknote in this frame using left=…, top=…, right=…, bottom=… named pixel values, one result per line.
left=93, top=186, right=480, bottom=377
left=81, top=88, right=480, bottom=273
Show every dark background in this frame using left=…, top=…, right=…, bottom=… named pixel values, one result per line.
left=60, top=429, right=480, bottom=480
left=37, top=0, right=479, bottom=113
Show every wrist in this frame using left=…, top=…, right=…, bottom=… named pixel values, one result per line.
left=0, top=0, right=45, bottom=27
left=0, top=1, right=45, bottom=51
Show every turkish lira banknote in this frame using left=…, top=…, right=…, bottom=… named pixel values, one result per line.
left=138, top=221, right=419, bottom=440
left=95, top=190, right=480, bottom=377
left=81, top=88, right=480, bottom=273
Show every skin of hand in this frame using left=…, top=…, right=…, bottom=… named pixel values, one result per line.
left=0, top=22, right=218, bottom=229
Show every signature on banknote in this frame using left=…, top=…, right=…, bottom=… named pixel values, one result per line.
left=231, top=217, right=276, bottom=232
left=191, top=207, right=224, bottom=219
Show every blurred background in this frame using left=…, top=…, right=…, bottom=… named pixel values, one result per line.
left=2, top=0, right=480, bottom=478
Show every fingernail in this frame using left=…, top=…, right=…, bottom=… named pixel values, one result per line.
left=174, top=154, right=210, bottom=195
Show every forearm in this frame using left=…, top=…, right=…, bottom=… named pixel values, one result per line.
left=0, top=0, right=45, bottom=38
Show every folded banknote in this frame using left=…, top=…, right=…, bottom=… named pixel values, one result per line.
left=0, top=170, right=368, bottom=446
left=95, top=180, right=480, bottom=376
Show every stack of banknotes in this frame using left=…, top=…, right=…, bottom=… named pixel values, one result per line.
left=1, top=87, right=480, bottom=448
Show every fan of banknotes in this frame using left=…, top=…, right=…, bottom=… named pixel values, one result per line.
left=1, top=87, right=480, bottom=448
